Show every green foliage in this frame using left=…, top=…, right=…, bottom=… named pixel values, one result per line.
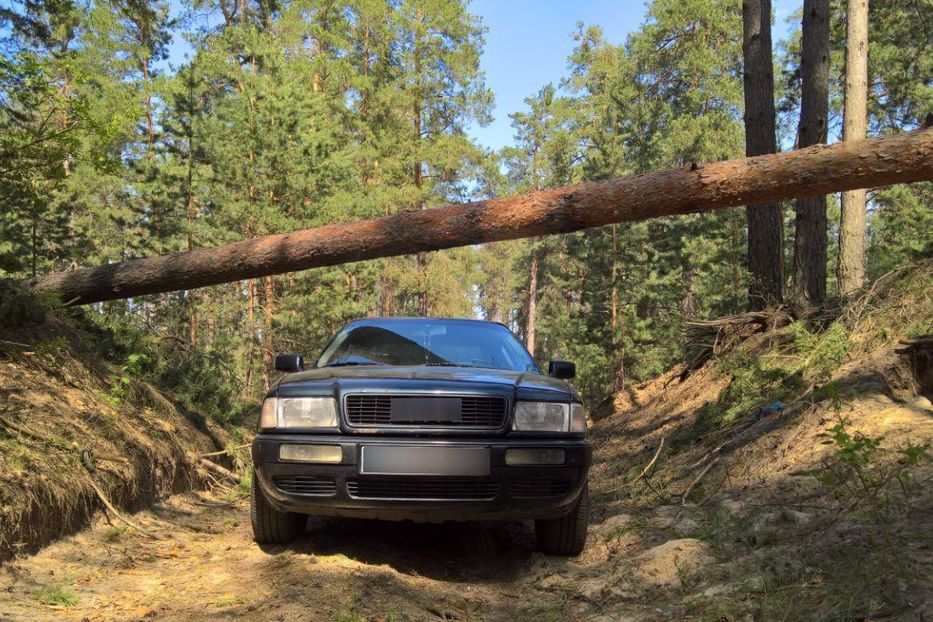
left=706, top=351, right=802, bottom=427
left=868, top=183, right=933, bottom=277
left=1, top=0, right=928, bottom=419
left=0, top=281, right=57, bottom=327
left=816, top=417, right=930, bottom=510
left=678, top=320, right=854, bottom=445
left=789, top=321, right=851, bottom=382
left=34, top=583, right=78, bottom=607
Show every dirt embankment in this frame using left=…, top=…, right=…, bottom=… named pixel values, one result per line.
left=1, top=263, right=931, bottom=622
left=0, top=317, right=219, bottom=561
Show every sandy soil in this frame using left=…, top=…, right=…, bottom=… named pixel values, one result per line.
left=0, top=493, right=600, bottom=622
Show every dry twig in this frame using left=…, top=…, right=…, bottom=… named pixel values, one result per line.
left=83, top=472, right=162, bottom=540
left=681, top=457, right=720, bottom=506
left=199, top=444, right=250, bottom=458
left=198, top=457, right=238, bottom=481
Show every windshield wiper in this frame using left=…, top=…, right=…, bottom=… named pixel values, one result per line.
left=322, top=361, right=384, bottom=367
left=423, top=362, right=482, bottom=368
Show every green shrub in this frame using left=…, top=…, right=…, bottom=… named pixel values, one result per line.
left=35, top=583, right=77, bottom=607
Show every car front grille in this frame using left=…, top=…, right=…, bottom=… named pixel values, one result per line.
left=346, top=477, right=499, bottom=500
left=345, top=395, right=507, bottom=428
left=273, top=475, right=337, bottom=496
left=508, top=479, right=572, bottom=499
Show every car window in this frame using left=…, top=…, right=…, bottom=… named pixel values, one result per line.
left=316, top=321, right=538, bottom=372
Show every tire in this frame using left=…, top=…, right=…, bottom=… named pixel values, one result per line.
left=535, top=483, right=589, bottom=556
left=250, top=472, right=306, bottom=545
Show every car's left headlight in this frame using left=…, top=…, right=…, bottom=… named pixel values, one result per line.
left=512, top=401, right=586, bottom=433
left=259, top=397, right=338, bottom=429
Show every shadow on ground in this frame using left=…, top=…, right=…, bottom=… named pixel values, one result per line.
left=271, top=517, right=539, bottom=583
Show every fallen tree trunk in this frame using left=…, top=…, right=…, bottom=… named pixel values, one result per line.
left=26, top=128, right=933, bottom=305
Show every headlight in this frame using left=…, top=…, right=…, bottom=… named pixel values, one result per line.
left=512, top=402, right=569, bottom=432
left=259, top=397, right=338, bottom=429
left=512, top=401, right=587, bottom=433
left=570, top=403, right=587, bottom=432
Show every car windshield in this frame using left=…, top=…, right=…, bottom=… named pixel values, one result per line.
left=316, top=320, right=538, bottom=372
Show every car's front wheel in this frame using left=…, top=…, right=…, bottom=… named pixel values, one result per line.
left=250, top=472, right=306, bottom=544
left=535, top=483, right=589, bottom=556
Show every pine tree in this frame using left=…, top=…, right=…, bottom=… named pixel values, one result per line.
left=743, top=0, right=784, bottom=310
left=837, top=0, right=869, bottom=296
left=792, top=0, right=831, bottom=307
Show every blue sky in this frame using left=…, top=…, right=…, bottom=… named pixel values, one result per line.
left=465, top=0, right=647, bottom=150
left=467, top=0, right=802, bottom=151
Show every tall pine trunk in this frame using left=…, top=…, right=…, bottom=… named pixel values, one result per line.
left=743, top=0, right=784, bottom=310
left=792, top=0, right=831, bottom=307
left=244, top=278, right=256, bottom=397
left=838, top=0, right=869, bottom=295
left=525, top=251, right=539, bottom=357
left=261, top=276, right=274, bottom=390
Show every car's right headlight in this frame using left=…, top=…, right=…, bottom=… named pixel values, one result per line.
left=511, top=401, right=586, bottom=433
left=259, top=397, right=338, bottom=429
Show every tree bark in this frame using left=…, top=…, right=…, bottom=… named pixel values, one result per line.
left=792, top=0, right=831, bottom=307
left=743, top=0, right=784, bottom=310
left=261, top=275, right=274, bottom=389
left=525, top=251, right=539, bottom=357
left=243, top=278, right=256, bottom=397
left=838, top=0, right=869, bottom=296
left=24, top=129, right=933, bottom=305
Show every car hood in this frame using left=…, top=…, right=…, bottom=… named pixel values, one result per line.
left=274, top=365, right=575, bottom=401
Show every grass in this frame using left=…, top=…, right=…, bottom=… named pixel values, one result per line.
left=34, top=583, right=78, bottom=607
left=102, top=526, right=130, bottom=543
left=333, top=608, right=367, bottom=622
left=671, top=319, right=853, bottom=452
left=602, top=516, right=650, bottom=543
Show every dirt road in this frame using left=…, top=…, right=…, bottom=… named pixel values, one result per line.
left=0, top=493, right=609, bottom=622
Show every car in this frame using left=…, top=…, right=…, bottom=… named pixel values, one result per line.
left=250, top=317, right=592, bottom=555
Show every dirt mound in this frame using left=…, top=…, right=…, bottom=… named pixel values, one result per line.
left=0, top=317, right=218, bottom=560
left=569, top=260, right=933, bottom=620
left=632, top=538, right=714, bottom=587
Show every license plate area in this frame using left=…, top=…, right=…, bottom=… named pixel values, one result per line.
left=390, top=397, right=461, bottom=424
left=360, top=445, right=490, bottom=476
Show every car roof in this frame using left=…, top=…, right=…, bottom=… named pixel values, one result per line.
left=346, top=317, right=510, bottom=329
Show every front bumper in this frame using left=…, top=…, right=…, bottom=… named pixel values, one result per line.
left=252, top=435, right=591, bottom=522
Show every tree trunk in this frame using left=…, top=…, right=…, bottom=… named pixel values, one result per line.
left=25, top=129, right=933, bottom=305
left=525, top=251, right=539, bottom=357
left=743, top=0, right=784, bottom=310
left=142, top=57, right=154, bottom=150
left=838, top=0, right=869, bottom=296
left=244, top=278, right=256, bottom=397
left=792, top=0, right=831, bottom=307
left=261, top=275, right=274, bottom=389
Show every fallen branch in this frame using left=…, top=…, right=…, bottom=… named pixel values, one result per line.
left=199, top=443, right=250, bottom=458
left=682, top=457, right=721, bottom=506
left=899, top=336, right=933, bottom=346
left=684, top=311, right=774, bottom=328
left=198, top=457, right=238, bottom=481
left=0, top=416, right=62, bottom=447
left=6, top=593, right=70, bottom=610
left=83, top=472, right=162, bottom=540
left=0, top=339, right=35, bottom=349
left=637, top=437, right=665, bottom=482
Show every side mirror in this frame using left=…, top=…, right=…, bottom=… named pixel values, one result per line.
left=275, top=353, right=304, bottom=373
left=548, top=360, right=576, bottom=379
